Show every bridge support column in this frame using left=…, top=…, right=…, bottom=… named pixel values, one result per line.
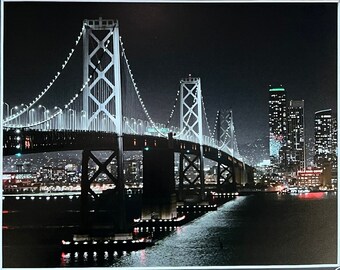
left=116, top=135, right=127, bottom=233
left=234, top=163, right=242, bottom=187
left=178, top=150, right=205, bottom=203
left=179, top=153, right=184, bottom=202
left=179, top=76, right=205, bottom=202
left=79, top=148, right=127, bottom=234
left=80, top=150, right=90, bottom=233
left=199, top=145, right=205, bottom=201
left=81, top=17, right=127, bottom=237
left=216, top=156, right=236, bottom=193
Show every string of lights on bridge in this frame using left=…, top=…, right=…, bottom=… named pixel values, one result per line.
left=4, top=23, right=86, bottom=124
left=201, top=96, right=213, bottom=138
left=165, top=88, right=180, bottom=128
left=211, top=111, right=220, bottom=139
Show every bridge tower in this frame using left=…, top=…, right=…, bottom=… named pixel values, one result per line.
left=178, top=76, right=205, bottom=202
left=82, top=17, right=122, bottom=133
left=80, top=18, right=127, bottom=236
left=216, top=109, right=236, bottom=155
left=216, top=109, right=237, bottom=192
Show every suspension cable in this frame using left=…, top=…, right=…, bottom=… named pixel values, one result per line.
left=4, top=23, right=86, bottom=123
left=201, top=95, right=213, bottom=138
left=211, top=110, right=220, bottom=139
left=166, top=87, right=180, bottom=128
left=120, top=36, right=167, bottom=138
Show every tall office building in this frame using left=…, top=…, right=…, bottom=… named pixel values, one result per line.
left=314, top=109, right=333, bottom=167
left=269, top=87, right=287, bottom=165
left=286, top=100, right=305, bottom=170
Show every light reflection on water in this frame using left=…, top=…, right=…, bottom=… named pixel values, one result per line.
left=112, top=197, right=247, bottom=267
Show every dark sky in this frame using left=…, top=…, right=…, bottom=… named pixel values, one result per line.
left=4, top=2, right=337, bottom=145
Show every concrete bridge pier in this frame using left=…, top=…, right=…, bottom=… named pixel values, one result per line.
left=234, top=163, right=243, bottom=187
left=142, top=147, right=177, bottom=220
left=234, top=162, right=255, bottom=188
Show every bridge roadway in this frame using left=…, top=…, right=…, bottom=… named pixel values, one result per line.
left=3, top=129, right=251, bottom=173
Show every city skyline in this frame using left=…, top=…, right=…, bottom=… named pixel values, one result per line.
left=3, top=2, right=337, bottom=146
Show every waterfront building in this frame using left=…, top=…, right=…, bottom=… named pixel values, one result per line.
left=268, top=87, right=287, bottom=166
left=296, top=167, right=322, bottom=187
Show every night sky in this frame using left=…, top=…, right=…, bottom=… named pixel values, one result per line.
left=3, top=2, right=337, bottom=145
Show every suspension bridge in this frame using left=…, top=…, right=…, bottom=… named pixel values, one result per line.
left=3, top=18, right=254, bottom=238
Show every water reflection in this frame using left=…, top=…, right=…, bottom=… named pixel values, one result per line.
left=296, top=192, right=325, bottom=200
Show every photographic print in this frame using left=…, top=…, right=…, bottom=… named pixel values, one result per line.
left=1, top=1, right=338, bottom=268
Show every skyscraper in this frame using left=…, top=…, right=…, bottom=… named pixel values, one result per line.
left=314, top=109, right=333, bottom=167
left=269, top=87, right=287, bottom=165
left=286, top=100, right=305, bottom=170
